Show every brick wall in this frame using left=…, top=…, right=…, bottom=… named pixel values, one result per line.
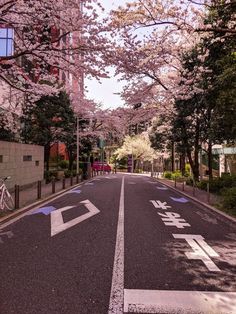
left=0, top=141, right=44, bottom=189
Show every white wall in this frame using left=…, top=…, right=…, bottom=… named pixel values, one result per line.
left=0, top=141, right=44, bottom=189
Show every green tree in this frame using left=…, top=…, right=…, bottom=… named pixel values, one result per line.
left=169, top=2, right=236, bottom=180
left=21, top=91, right=76, bottom=171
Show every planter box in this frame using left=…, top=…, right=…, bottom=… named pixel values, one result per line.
left=56, top=170, right=64, bottom=179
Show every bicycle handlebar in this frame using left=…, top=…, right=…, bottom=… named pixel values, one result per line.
left=0, top=176, right=11, bottom=182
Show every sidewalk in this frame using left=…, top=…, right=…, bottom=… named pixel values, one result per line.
left=11, top=177, right=76, bottom=209
left=157, top=177, right=220, bottom=206
left=0, top=176, right=84, bottom=223
left=154, top=175, right=236, bottom=224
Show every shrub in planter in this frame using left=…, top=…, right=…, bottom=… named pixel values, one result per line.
left=44, top=170, right=57, bottom=183
left=222, top=187, right=236, bottom=212
left=171, top=170, right=182, bottom=180
left=196, top=180, right=208, bottom=190
left=186, top=177, right=193, bottom=186
left=164, top=171, right=172, bottom=179
left=64, top=170, right=72, bottom=178
left=184, top=163, right=191, bottom=177
left=64, top=169, right=79, bottom=178
left=208, top=179, right=224, bottom=194
left=58, top=160, right=69, bottom=169
left=220, top=174, right=236, bottom=188
left=44, top=170, right=52, bottom=183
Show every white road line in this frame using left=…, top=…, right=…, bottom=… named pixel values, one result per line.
left=51, top=200, right=100, bottom=237
left=108, top=176, right=125, bottom=314
left=124, top=289, right=236, bottom=313
left=173, top=234, right=220, bottom=272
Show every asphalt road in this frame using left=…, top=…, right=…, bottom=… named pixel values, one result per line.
left=0, top=173, right=236, bottom=314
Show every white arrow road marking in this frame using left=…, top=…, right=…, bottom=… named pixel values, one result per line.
left=50, top=200, right=100, bottom=237
left=124, top=289, right=236, bottom=313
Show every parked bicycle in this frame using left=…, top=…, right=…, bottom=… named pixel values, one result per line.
left=0, top=177, right=14, bottom=211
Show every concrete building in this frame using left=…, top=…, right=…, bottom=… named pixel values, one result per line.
left=0, top=141, right=44, bottom=189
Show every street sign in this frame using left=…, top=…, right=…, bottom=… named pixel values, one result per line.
left=99, top=138, right=105, bottom=149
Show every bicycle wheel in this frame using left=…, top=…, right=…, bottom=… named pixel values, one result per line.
left=3, top=190, right=14, bottom=211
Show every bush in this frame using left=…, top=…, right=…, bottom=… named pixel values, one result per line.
left=186, top=177, right=193, bottom=186
left=208, top=179, right=224, bottom=194
left=185, top=163, right=191, bottom=177
left=164, top=171, right=172, bottom=179
left=196, top=180, right=208, bottom=190
left=164, top=170, right=183, bottom=180
left=195, top=175, right=236, bottom=194
left=58, top=160, right=69, bottom=169
left=221, top=174, right=236, bottom=188
left=64, top=169, right=77, bottom=178
left=172, top=170, right=182, bottom=179
left=44, top=170, right=57, bottom=183
left=222, top=187, right=236, bottom=212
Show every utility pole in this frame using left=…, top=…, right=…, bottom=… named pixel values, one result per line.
left=76, top=116, right=79, bottom=175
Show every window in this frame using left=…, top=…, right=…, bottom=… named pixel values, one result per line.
left=0, top=28, right=14, bottom=57
left=35, top=161, right=39, bottom=166
left=0, top=155, right=3, bottom=163
left=23, top=155, right=32, bottom=162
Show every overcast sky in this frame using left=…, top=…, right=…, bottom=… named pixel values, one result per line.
left=85, top=0, right=128, bottom=110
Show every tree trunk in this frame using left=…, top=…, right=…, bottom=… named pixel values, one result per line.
left=206, top=106, right=213, bottom=180
left=193, top=119, right=200, bottom=181
left=67, top=149, right=74, bottom=171
left=186, top=142, right=199, bottom=182
left=171, top=141, right=175, bottom=172
left=186, top=149, right=197, bottom=181
left=208, top=140, right=213, bottom=180
left=180, top=153, right=186, bottom=176
left=133, top=159, right=137, bottom=172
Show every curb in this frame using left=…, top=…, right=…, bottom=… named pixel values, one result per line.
left=156, top=178, right=236, bottom=224
left=0, top=179, right=88, bottom=226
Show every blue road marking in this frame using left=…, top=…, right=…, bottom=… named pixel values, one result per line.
left=170, top=197, right=189, bottom=203
left=31, top=206, right=56, bottom=215
left=67, top=188, right=82, bottom=194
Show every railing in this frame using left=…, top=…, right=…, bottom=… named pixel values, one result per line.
left=9, top=170, right=108, bottom=211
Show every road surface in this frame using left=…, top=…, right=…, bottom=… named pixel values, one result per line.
left=0, top=173, right=236, bottom=313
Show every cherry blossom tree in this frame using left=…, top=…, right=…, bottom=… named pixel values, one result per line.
left=114, top=132, right=158, bottom=171
left=110, top=1, right=235, bottom=35
left=0, top=0, right=108, bottom=106
left=107, top=0, right=235, bottom=107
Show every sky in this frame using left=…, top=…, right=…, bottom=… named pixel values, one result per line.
left=85, top=0, right=128, bottom=110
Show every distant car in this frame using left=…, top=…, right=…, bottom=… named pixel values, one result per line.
left=92, top=161, right=111, bottom=173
